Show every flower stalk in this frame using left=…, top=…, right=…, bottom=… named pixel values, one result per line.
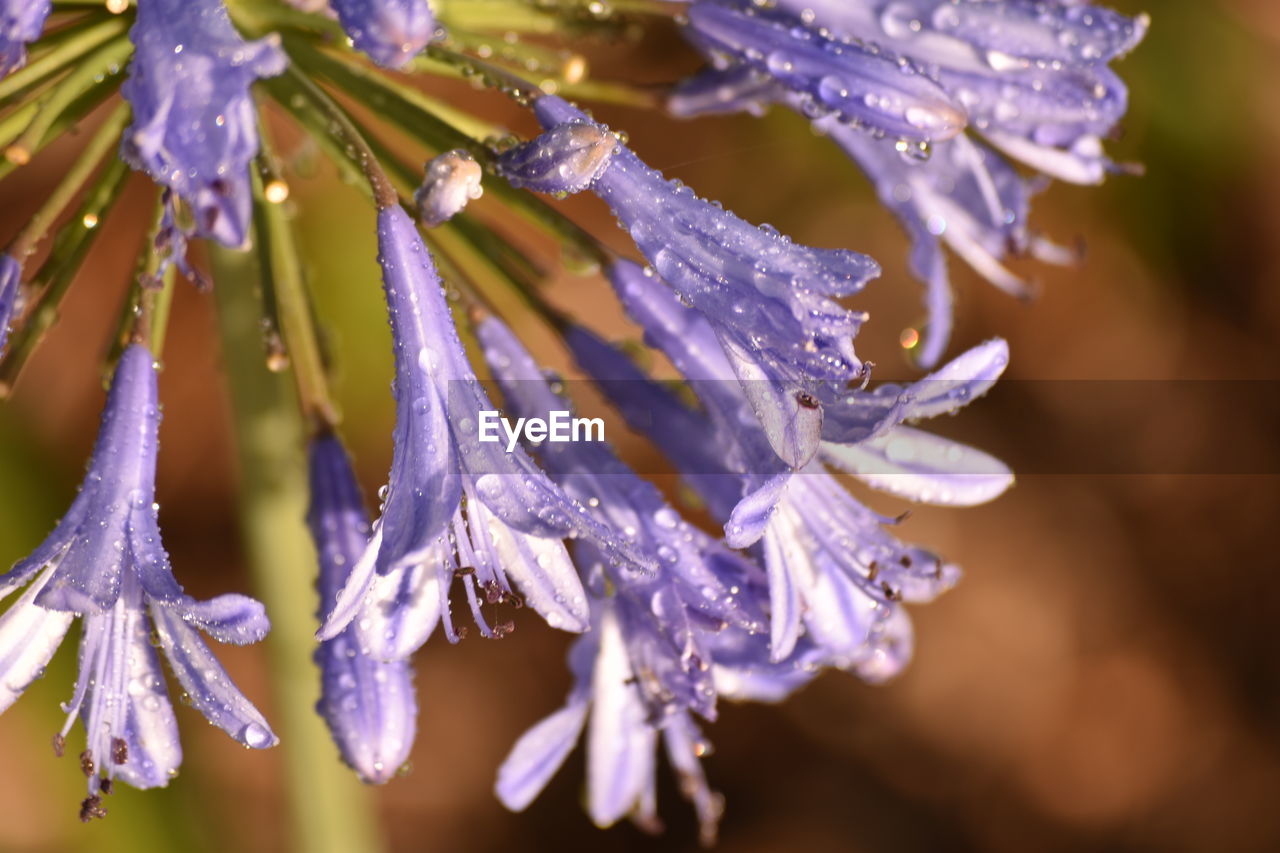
left=210, top=242, right=385, bottom=853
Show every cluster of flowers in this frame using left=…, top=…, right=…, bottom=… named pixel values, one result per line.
left=0, top=0, right=1142, bottom=838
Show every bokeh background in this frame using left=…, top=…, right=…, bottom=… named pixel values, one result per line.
left=2, top=0, right=1279, bottom=850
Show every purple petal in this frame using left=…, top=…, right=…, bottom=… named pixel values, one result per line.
left=725, top=471, right=790, bottom=549
left=0, top=253, right=19, bottom=355
left=0, top=0, right=51, bottom=78
left=352, top=547, right=443, bottom=659
left=150, top=601, right=277, bottom=749
left=121, top=0, right=286, bottom=248
left=759, top=521, right=803, bottom=662
left=495, top=697, right=589, bottom=811
left=821, top=426, right=1013, bottom=506
left=586, top=607, right=657, bottom=828
left=330, top=0, right=436, bottom=69
left=178, top=594, right=270, bottom=645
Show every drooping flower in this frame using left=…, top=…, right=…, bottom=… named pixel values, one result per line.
left=308, top=433, right=416, bottom=785
left=683, top=0, right=967, bottom=150
left=671, top=0, right=1146, bottom=365
left=495, top=603, right=725, bottom=844
left=0, top=252, right=19, bottom=354
left=120, top=0, right=287, bottom=248
left=415, top=149, right=483, bottom=227
left=318, top=205, right=641, bottom=655
left=0, top=0, right=51, bottom=78
left=479, top=313, right=766, bottom=704
left=0, top=344, right=276, bottom=819
left=329, top=0, right=437, bottom=69
left=528, top=95, right=881, bottom=469
left=496, top=123, right=618, bottom=195
left=691, top=0, right=1147, bottom=182
left=570, top=261, right=1011, bottom=663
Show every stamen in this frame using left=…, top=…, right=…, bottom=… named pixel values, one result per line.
left=79, top=750, right=95, bottom=778
left=78, top=795, right=108, bottom=823
left=51, top=734, right=65, bottom=758
left=111, top=737, right=128, bottom=766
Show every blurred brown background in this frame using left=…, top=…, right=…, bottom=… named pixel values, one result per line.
left=2, top=0, right=1279, bottom=850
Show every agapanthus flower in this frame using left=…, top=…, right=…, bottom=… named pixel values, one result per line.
left=0, top=252, right=18, bottom=354
left=329, top=0, right=437, bottom=69
left=0, top=344, right=276, bottom=819
left=308, top=433, right=416, bottom=785
left=672, top=0, right=1146, bottom=365
left=571, top=261, right=1011, bottom=663
left=495, top=603, right=725, bottom=843
left=415, top=149, right=483, bottom=227
left=683, top=0, right=967, bottom=149
left=479, top=314, right=765, bottom=699
left=120, top=0, right=287, bottom=248
left=523, top=95, right=881, bottom=469
left=0, top=0, right=50, bottom=78
left=318, top=205, right=641, bottom=655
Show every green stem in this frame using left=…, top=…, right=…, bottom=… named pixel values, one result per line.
left=4, top=35, right=133, bottom=166
left=287, top=38, right=610, bottom=268
left=146, top=263, right=176, bottom=354
left=0, top=155, right=130, bottom=396
left=7, top=101, right=129, bottom=260
left=277, top=65, right=398, bottom=207
left=251, top=165, right=341, bottom=430
left=0, top=14, right=129, bottom=105
left=209, top=243, right=385, bottom=853
left=0, top=73, right=124, bottom=181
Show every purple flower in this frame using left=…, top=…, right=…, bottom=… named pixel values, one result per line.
left=308, top=434, right=416, bottom=785
left=495, top=604, right=724, bottom=843
left=683, top=1, right=967, bottom=148
left=572, top=263, right=1011, bottom=664
left=318, top=206, right=639, bottom=654
left=120, top=0, right=287, bottom=248
left=817, top=121, right=1073, bottom=366
left=414, top=149, right=483, bottom=227
left=478, top=315, right=767, bottom=714
left=0, top=253, right=19, bottom=355
left=330, top=0, right=437, bottom=69
left=1, top=0, right=51, bottom=78
left=725, top=0, right=1147, bottom=182
left=0, top=344, right=275, bottom=819
left=672, top=1, right=1145, bottom=365
left=532, top=96, right=881, bottom=468
left=495, top=123, right=618, bottom=195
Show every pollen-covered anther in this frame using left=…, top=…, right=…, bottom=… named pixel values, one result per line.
left=51, top=734, right=65, bottom=758
left=79, top=750, right=95, bottom=778
left=79, top=795, right=108, bottom=823
left=111, top=737, right=128, bottom=766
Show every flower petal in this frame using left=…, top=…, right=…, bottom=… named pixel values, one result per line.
left=495, top=697, right=589, bottom=812
left=822, top=426, right=1014, bottom=506
left=0, top=568, right=74, bottom=714
left=150, top=602, right=277, bottom=749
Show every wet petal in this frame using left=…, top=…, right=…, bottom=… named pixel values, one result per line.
left=151, top=602, right=277, bottom=749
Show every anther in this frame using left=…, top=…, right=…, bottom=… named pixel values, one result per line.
left=78, top=795, right=108, bottom=823
left=79, top=750, right=95, bottom=778
left=111, top=737, right=128, bottom=766
left=51, top=734, right=65, bottom=758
